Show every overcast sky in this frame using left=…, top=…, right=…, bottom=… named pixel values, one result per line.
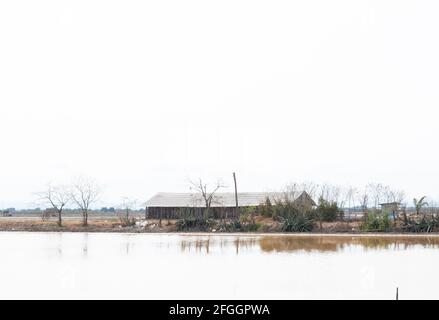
left=1, top=1, right=439, bottom=208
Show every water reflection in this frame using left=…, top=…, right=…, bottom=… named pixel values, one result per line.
left=3, top=232, right=439, bottom=299
left=180, top=236, right=258, bottom=254
left=180, top=238, right=211, bottom=253
left=121, top=235, right=137, bottom=255
left=234, top=237, right=257, bottom=255
left=56, top=233, right=63, bottom=257
left=82, top=233, right=88, bottom=257
left=259, top=236, right=439, bottom=253
left=179, top=235, right=439, bottom=254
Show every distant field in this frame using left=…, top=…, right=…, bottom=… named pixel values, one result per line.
left=0, top=212, right=145, bottom=221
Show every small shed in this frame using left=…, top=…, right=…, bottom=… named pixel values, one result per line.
left=379, top=202, right=401, bottom=219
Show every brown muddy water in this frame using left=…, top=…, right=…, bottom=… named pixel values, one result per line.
left=0, top=232, right=438, bottom=299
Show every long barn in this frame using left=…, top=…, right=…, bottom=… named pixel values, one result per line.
left=145, top=191, right=315, bottom=219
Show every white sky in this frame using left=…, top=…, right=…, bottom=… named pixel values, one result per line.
left=1, top=1, right=439, bottom=208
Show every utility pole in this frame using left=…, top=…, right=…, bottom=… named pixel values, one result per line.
left=233, top=172, right=239, bottom=212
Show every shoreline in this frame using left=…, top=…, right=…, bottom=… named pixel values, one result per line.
left=2, top=229, right=439, bottom=237
left=1, top=218, right=439, bottom=237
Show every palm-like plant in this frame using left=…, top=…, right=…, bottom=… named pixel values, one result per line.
left=413, top=196, right=428, bottom=215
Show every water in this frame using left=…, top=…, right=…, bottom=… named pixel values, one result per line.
left=0, top=232, right=438, bottom=299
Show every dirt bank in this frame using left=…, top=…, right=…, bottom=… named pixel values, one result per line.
left=2, top=215, right=438, bottom=235
left=0, top=217, right=367, bottom=234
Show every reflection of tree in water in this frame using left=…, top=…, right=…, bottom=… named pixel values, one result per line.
left=180, top=237, right=257, bottom=254
left=56, top=233, right=63, bottom=256
left=233, top=238, right=257, bottom=254
left=260, top=237, right=340, bottom=253
left=180, top=239, right=211, bottom=254
left=179, top=235, right=439, bottom=254
left=82, top=233, right=88, bottom=257
left=122, top=235, right=137, bottom=255
left=259, top=236, right=439, bottom=253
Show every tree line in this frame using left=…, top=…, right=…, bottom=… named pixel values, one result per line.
left=35, top=176, right=437, bottom=228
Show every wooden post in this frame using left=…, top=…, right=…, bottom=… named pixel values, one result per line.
left=396, top=287, right=399, bottom=300
left=233, top=172, right=238, bottom=218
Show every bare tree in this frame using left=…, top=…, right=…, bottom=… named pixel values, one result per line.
left=190, top=179, right=226, bottom=219
left=357, top=188, right=369, bottom=215
left=318, top=183, right=328, bottom=201
left=390, top=188, right=406, bottom=222
left=319, top=183, right=335, bottom=203
left=299, top=181, right=319, bottom=200
left=367, top=183, right=384, bottom=209
left=382, top=185, right=391, bottom=203
left=283, top=182, right=301, bottom=203
left=69, top=177, right=100, bottom=226
left=37, top=184, right=70, bottom=227
left=394, top=190, right=406, bottom=204
left=318, top=183, right=344, bottom=207
left=118, top=197, right=137, bottom=226
left=346, top=186, right=358, bottom=219
left=333, top=185, right=346, bottom=208
left=119, top=197, right=137, bottom=219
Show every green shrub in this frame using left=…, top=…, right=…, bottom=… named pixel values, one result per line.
left=361, top=213, right=390, bottom=232
left=242, top=206, right=258, bottom=215
left=176, top=217, right=215, bottom=231
left=270, top=200, right=314, bottom=232
left=216, top=218, right=261, bottom=232
left=239, top=212, right=251, bottom=224
left=228, top=219, right=242, bottom=231
left=272, top=200, right=299, bottom=220
left=242, top=222, right=261, bottom=232
left=315, top=198, right=342, bottom=222
left=216, top=219, right=241, bottom=232
left=280, top=211, right=314, bottom=232
left=260, top=197, right=274, bottom=217
left=237, top=213, right=260, bottom=232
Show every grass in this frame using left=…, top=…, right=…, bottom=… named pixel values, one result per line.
left=0, top=219, right=122, bottom=232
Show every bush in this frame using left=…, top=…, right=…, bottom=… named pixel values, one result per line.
left=403, top=215, right=439, bottom=233
left=119, top=215, right=136, bottom=227
left=280, top=211, right=314, bottom=232
left=315, top=198, right=341, bottom=222
left=271, top=200, right=299, bottom=220
left=260, top=197, right=274, bottom=217
left=242, top=221, right=262, bottom=232
left=240, top=212, right=261, bottom=231
left=361, top=213, right=390, bottom=232
left=176, top=217, right=215, bottom=231
left=242, top=206, right=258, bottom=215
left=270, top=200, right=314, bottom=232
left=216, top=216, right=261, bottom=232
left=217, top=219, right=242, bottom=232
left=239, top=212, right=253, bottom=224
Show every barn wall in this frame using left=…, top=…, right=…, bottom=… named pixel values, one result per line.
left=146, top=206, right=256, bottom=219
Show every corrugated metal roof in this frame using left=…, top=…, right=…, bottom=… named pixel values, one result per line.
left=145, top=192, right=307, bottom=208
